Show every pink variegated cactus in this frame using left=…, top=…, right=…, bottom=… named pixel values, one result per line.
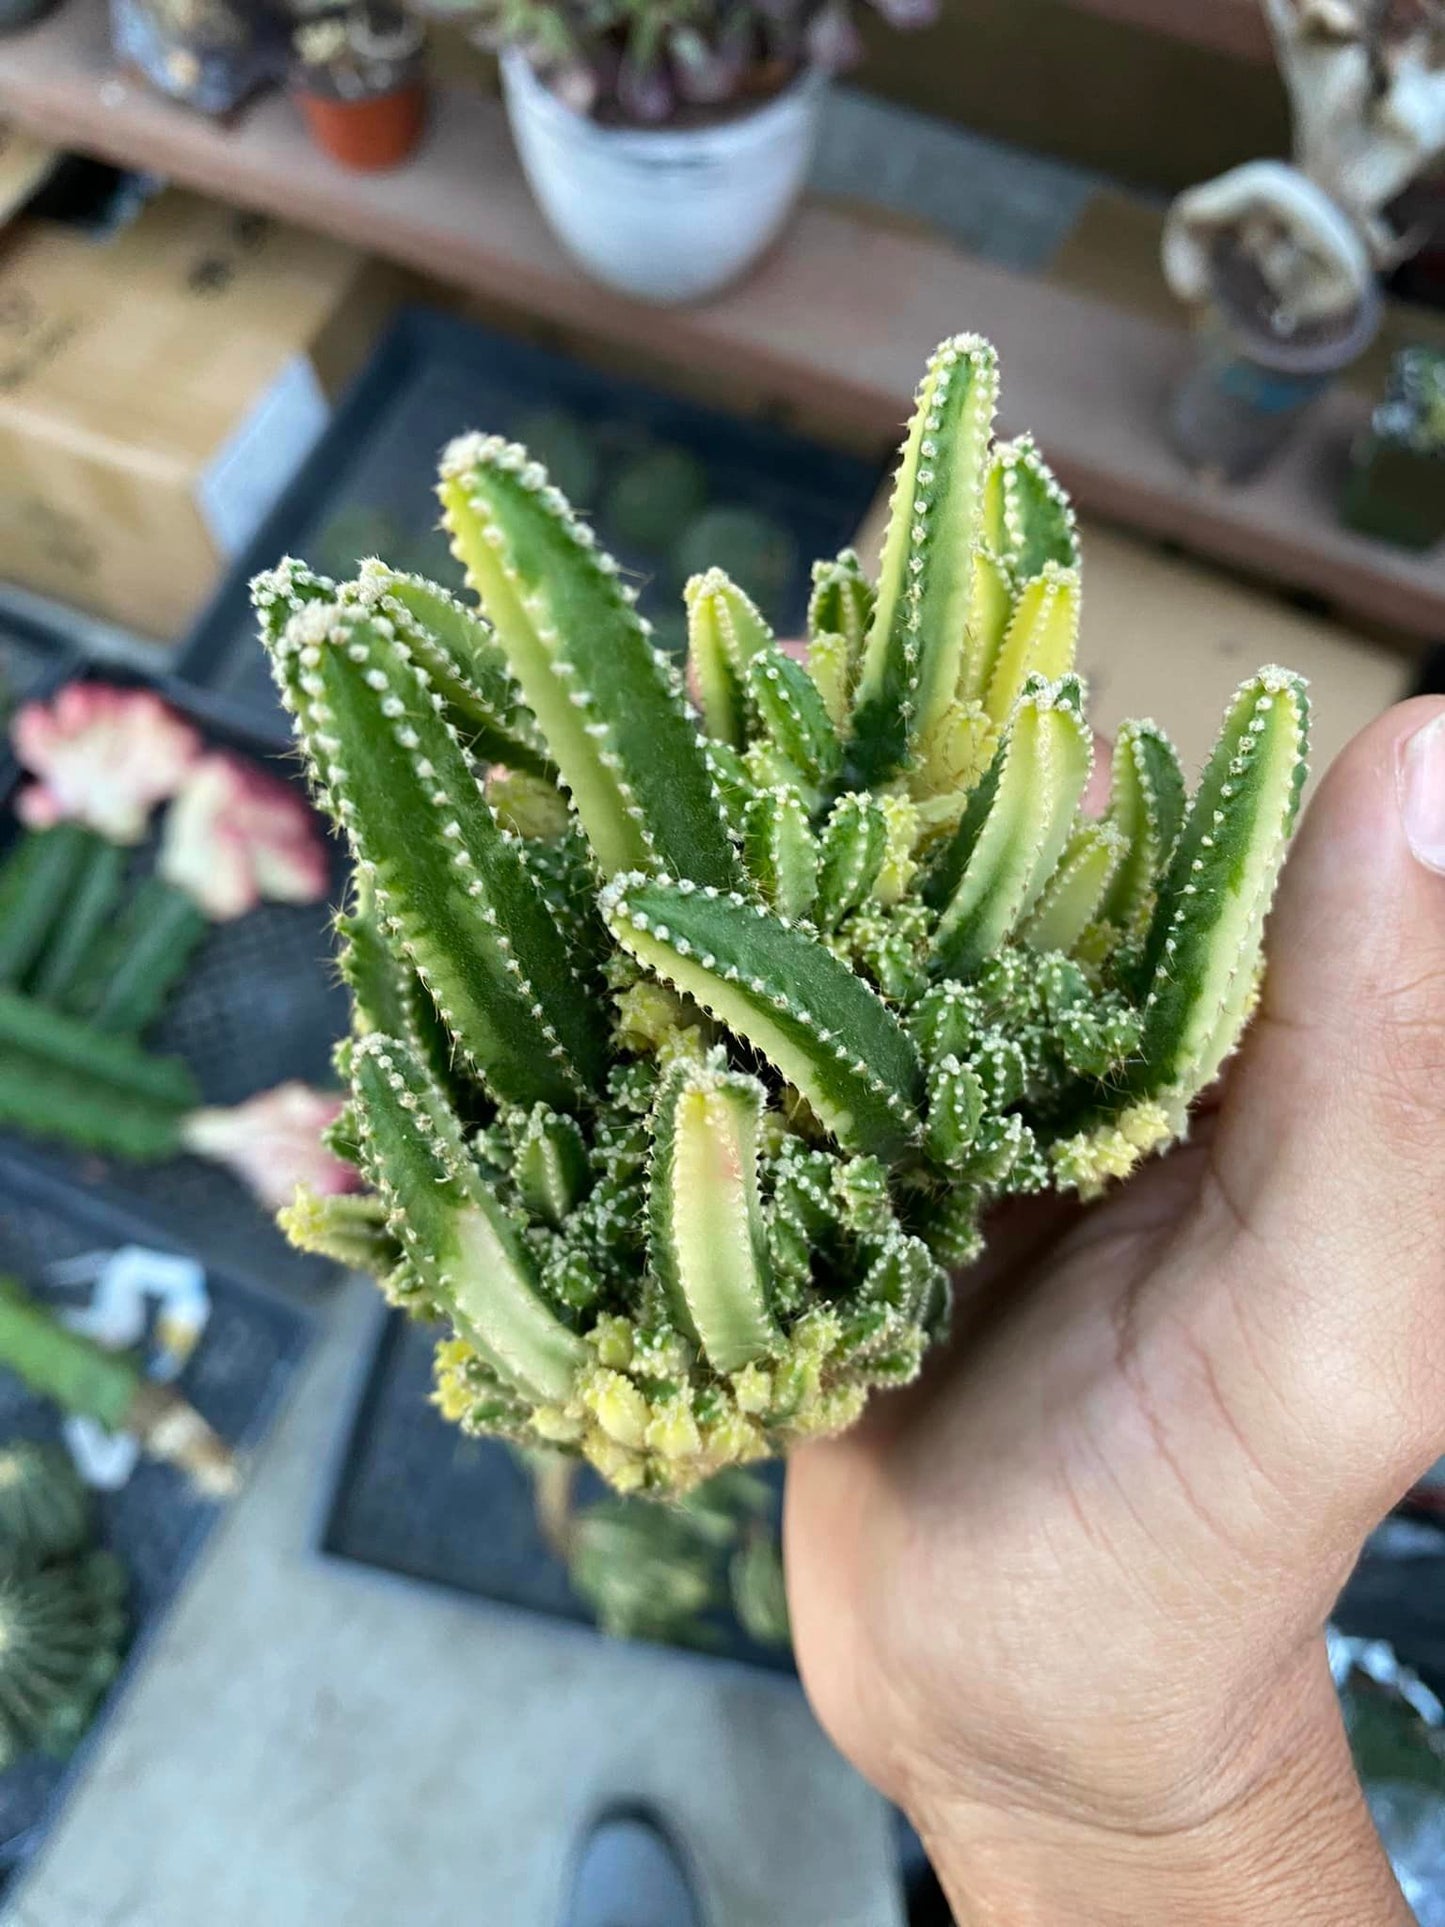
left=181, top=1082, right=360, bottom=1211
left=158, top=753, right=330, bottom=921
left=12, top=684, right=201, bottom=844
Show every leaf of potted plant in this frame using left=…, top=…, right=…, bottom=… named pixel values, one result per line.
left=435, top=0, right=937, bottom=303
left=291, top=0, right=428, bottom=172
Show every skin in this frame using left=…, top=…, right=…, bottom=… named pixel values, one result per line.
left=786, top=697, right=1445, bottom=1925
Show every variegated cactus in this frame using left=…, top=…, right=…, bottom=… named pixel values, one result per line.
left=259, top=333, right=1309, bottom=1497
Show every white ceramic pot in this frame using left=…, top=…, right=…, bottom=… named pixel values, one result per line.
left=501, top=50, right=826, bottom=305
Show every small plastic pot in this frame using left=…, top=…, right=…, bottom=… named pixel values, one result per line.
left=1168, top=280, right=1384, bottom=484
left=294, top=79, right=426, bottom=171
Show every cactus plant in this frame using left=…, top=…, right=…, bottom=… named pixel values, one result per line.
left=566, top=1465, right=788, bottom=1649
left=0, top=1441, right=92, bottom=1570
left=0, top=1549, right=128, bottom=1766
left=258, top=331, right=1308, bottom=1498
left=444, top=1, right=938, bottom=126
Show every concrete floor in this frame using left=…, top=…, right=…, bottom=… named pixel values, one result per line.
left=7, top=1281, right=902, bottom=1927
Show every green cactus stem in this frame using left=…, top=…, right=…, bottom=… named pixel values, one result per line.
left=0, top=1278, right=236, bottom=1495
left=0, top=987, right=196, bottom=1109
left=0, top=1441, right=92, bottom=1569
left=0, top=1551, right=128, bottom=1765
left=649, top=1053, right=779, bottom=1375
left=28, top=837, right=129, bottom=1008
left=259, top=331, right=1310, bottom=1497
left=273, top=596, right=603, bottom=1109
left=439, top=435, right=740, bottom=888
left=77, top=877, right=210, bottom=1037
left=0, top=823, right=92, bottom=988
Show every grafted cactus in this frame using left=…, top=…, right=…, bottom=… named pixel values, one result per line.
left=260, top=332, right=1309, bottom=1497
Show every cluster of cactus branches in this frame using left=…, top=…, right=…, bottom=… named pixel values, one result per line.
left=264, top=331, right=1309, bottom=1497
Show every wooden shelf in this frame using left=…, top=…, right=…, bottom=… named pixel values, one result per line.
left=1055, top=0, right=1273, bottom=64
left=1, top=0, right=1441, bottom=642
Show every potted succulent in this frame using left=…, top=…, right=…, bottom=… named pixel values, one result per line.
left=110, top=0, right=283, bottom=114
left=432, top=0, right=937, bottom=303
left=259, top=331, right=1308, bottom=1498
left=1162, top=159, right=1383, bottom=481
left=291, top=0, right=428, bottom=172
left=1342, top=343, right=1445, bottom=549
left=1165, top=0, right=1445, bottom=479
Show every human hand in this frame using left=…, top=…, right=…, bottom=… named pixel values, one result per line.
left=786, top=698, right=1445, bottom=1925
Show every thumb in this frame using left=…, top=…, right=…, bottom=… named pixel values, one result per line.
left=1210, top=696, right=1445, bottom=1487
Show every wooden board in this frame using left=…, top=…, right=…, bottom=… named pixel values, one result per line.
left=1, top=0, right=1441, bottom=641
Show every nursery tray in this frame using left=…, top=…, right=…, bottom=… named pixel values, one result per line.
left=178, top=307, right=889, bottom=747
left=0, top=1156, right=311, bottom=1898
left=0, top=609, right=76, bottom=719
left=0, top=665, right=350, bottom=1301
left=317, top=1302, right=795, bottom=1680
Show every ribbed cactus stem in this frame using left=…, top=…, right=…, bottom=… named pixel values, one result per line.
left=0, top=987, right=196, bottom=1107
left=685, top=569, right=776, bottom=750
left=982, top=562, right=1081, bottom=726
left=1101, top=719, right=1187, bottom=936
left=931, top=680, right=1093, bottom=977
left=981, top=434, right=1079, bottom=580
left=649, top=1054, right=779, bottom=1375
left=1019, top=820, right=1127, bottom=955
left=439, top=435, right=739, bottom=889
left=350, top=1032, right=586, bottom=1404
left=1132, top=669, right=1309, bottom=1121
left=601, top=873, right=921, bottom=1159
left=274, top=597, right=602, bottom=1109
left=852, top=334, right=999, bottom=785
left=81, top=878, right=209, bottom=1037
left=0, top=824, right=92, bottom=987
left=30, top=838, right=128, bottom=1007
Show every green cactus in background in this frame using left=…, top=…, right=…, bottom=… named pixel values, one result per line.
left=258, top=332, right=1309, bottom=1497
left=0, top=1441, right=92, bottom=1570
left=603, top=444, right=708, bottom=554
left=0, top=1550, right=128, bottom=1765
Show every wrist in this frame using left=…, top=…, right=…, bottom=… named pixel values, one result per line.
left=909, top=1644, right=1410, bottom=1927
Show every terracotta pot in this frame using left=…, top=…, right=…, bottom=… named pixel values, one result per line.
left=295, top=81, right=426, bottom=171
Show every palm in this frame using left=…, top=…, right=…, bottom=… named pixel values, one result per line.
left=785, top=1010, right=1372, bottom=1833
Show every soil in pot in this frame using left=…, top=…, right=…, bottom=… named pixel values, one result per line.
left=1170, top=235, right=1384, bottom=484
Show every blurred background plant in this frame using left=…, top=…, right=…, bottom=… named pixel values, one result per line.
left=418, top=0, right=937, bottom=125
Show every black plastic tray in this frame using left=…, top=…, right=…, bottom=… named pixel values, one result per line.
left=0, top=664, right=349, bottom=1301
left=0, top=609, right=77, bottom=721
left=317, top=1300, right=795, bottom=1680
left=178, top=307, right=888, bottom=747
left=0, top=1156, right=311, bottom=1897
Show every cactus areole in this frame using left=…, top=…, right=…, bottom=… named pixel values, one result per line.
left=257, top=334, right=1309, bottom=1497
